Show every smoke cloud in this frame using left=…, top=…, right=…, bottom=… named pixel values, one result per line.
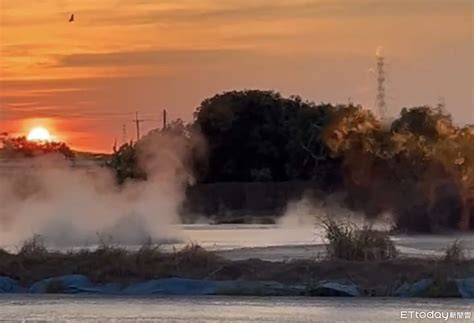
left=0, top=131, right=197, bottom=249
left=278, top=193, right=394, bottom=234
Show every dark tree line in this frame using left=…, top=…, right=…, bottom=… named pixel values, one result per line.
left=1, top=90, right=472, bottom=232
left=8, top=90, right=467, bottom=233
left=194, top=90, right=342, bottom=187
left=0, top=136, right=75, bottom=159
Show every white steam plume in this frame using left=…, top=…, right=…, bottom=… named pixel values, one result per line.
left=0, top=130, right=200, bottom=248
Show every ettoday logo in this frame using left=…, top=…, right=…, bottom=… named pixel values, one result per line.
left=400, top=310, right=472, bottom=321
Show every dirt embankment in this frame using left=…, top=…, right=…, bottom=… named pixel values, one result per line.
left=1, top=243, right=473, bottom=296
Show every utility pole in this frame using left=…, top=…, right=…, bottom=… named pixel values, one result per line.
left=132, top=111, right=145, bottom=141
left=122, top=124, right=127, bottom=144
left=162, top=109, right=167, bottom=130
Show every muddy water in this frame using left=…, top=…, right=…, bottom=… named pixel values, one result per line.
left=0, top=295, right=471, bottom=323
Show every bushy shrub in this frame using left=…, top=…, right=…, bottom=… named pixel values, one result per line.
left=321, top=218, right=398, bottom=261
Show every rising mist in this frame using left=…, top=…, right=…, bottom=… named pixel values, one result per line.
left=0, top=130, right=198, bottom=248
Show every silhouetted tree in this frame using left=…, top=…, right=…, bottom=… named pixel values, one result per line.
left=324, top=105, right=474, bottom=232
left=0, top=136, right=75, bottom=159
left=107, top=142, right=145, bottom=184
left=105, top=89, right=474, bottom=232
left=108, top=118, right=206, bottom=185
left=194, top=90, right=341, bottom=185
left=391, top=106, right=455, bottom=141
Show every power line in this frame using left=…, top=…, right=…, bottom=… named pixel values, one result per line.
left=130, top=111, right=164, bottom=141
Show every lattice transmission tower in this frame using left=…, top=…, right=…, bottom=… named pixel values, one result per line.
left=376, top=50, right=388, bottom=119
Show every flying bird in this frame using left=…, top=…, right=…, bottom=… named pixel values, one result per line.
left=69, top=14, right=74, bottom=22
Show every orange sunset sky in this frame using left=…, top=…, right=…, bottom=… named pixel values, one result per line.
left=0, top=0, right=473, bottom=152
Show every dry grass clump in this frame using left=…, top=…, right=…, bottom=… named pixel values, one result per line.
left=0, top=237, right=225, bottom=285
left=321, top=218, right=398, bottom=261
left=174, top=243, right=221, bottom=273
left=1, top=235, right=474, bottom=295
left=444, top=240, right=465, bottom=262
left=18, top=235, right=48, bottom=259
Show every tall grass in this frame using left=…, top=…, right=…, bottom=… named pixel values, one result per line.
left=18, top=234, right=48, bottom=260
left=0, top=237, right=224, bottom=284
left=444, top=240, right=465, bottom=262
left=321, top=218, right=398, bottom=261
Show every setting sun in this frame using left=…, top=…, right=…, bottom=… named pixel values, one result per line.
left=27, top=127, right=52, bottom=142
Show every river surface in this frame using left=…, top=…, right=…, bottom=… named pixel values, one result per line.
left=0, top=225, right=473, bottom=322
left=0, top=295, right=472, bottom=323
left=177, top=224, right=474, bottom=261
